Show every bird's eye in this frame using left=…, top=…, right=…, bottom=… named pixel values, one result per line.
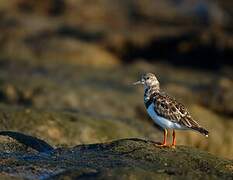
left=146, top=77, right=149, bottom=80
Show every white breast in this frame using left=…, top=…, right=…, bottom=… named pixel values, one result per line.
left=147, top=103, right=185, bottom=130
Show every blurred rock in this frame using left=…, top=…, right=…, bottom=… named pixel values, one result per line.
left=202, top=77, right=233, bottom=115
left=30, top=38, right=120, bottom=67
left=0, top=105, right=158, bottom=146
left=0, top=84, right=43, bottom=106
left=0, top=0, right=233, bottom=68
left=0, top=0, right=232, bottom=159
left=0, top=59, right=233, bottom=158
left=179, top=104, right=233, bottom=156
left=0, top=84, right=18, bottom=103
left=15, top=0, right=66, bottom=16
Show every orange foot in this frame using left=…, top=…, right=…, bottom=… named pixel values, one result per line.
left=152, top=142, right=176, bottom=148
left=157, top=144, right=170, bottom=148
left=153, top=142, right=169, bottom=147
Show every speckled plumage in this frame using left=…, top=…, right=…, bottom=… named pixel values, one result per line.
left=134, top=73, right=209, bottom=137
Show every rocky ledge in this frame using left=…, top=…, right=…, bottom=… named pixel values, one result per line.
left=0, top=132, right=232, bottom=180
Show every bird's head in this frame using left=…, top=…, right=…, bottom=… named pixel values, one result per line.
left=133, top=73, right=160, bottom=90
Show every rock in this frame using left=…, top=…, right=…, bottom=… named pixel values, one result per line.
left=178, top=104, right=233, bottom=157
left=202, top=77, right=233, bottom=115
left=0, top=131, right=54, bottom=153
left=28, top=37, right=120, bottom=67
left=1, top=37, right=120, bottom=67
left=0, top=84, right=38, bottom=105
left=0, top=2, right=232, bottom=179
left=1, top=0, right=233, bottom=68
left=0, top=59, right=233, bottom=159
left=0, top=105, right=159, bottom=146
left=0, top=137, right=232, bottom=179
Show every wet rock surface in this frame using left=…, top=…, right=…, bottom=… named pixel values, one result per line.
left=0, top=136, right=232, bottom=180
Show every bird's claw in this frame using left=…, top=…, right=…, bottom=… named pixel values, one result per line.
left=153, top=143, right=169, bottom=148
left=153, top=143, right=176, bottom=148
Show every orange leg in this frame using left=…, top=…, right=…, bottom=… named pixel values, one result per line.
left=153, top=129, right=168, bottom=147
left=172, top=130, right=176, bottom=147
left=162, top=129, right=168, bottom=146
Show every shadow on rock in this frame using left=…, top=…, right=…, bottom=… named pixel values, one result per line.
left=0, top=132, right=232, bottom=179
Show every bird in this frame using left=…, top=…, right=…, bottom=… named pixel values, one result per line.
left=133, top=73, right=209, bottom=147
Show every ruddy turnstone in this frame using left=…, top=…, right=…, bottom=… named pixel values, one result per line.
left=134, top=73, right=209, bottom=147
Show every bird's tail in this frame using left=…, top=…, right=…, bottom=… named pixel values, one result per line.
left=192, top=127, right=209, bottom=137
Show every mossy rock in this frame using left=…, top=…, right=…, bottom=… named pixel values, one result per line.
left=0, top=138, right=232, bottom=179
left=0, top=105, right=157, bottom=146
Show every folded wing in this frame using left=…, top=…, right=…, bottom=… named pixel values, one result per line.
left=152, top=92, right=207, bottom=133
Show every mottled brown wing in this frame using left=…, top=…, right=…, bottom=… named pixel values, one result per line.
left=152, top=92, right=200, bottom=128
